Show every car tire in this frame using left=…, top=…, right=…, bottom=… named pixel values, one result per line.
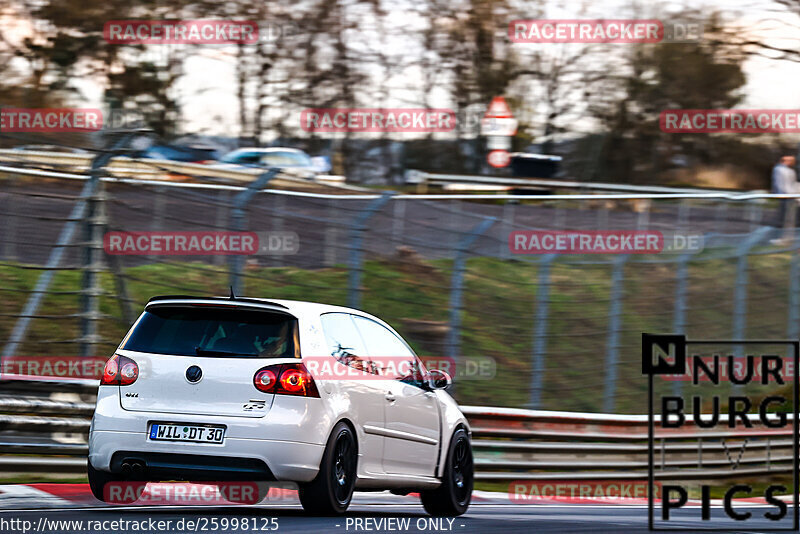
left=298, top=422, right=357, bottom=515
left=87, top=463, right=123, bottom=502
left=420, top=428, right=473, bottom=516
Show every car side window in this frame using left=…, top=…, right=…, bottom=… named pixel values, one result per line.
left=227, top=152, right=261, bottom=164
left=319, top=313, right=376, bottom=374
left=352, top=316, right=424, bottom=385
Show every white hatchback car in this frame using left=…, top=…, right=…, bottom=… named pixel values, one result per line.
left=88, top=296, right=473, bottom=516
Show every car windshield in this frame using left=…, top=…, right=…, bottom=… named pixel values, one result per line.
left=219, top=151, right=263, bottom=164
left=143, top=146, right=216, bottom=162
left=122, top=306, right=297, bottom=358
left=260, top=151, right=312, bottom=167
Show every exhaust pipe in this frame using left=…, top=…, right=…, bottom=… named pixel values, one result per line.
left=120, top=460, right=145, bottom=478
left=121, top=462, right=133, bottom=476
left=131, top=462, right=144, bottom=476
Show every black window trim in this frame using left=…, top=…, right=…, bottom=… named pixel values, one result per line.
left=122, top=305, right=301, bottom=359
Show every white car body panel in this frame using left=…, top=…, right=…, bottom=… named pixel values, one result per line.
left=382, top=382, right=440, bottom=476
left=116, top=350, right=285, bottom=417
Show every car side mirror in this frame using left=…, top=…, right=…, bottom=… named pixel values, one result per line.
left=428, top=369, right=452, bottom=390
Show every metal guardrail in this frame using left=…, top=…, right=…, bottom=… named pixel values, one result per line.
left=0, top=380, right=791, bottom=482
left=0, top=149, right=259, bottom=180
left=462, top=406, right=793, bottom=481
left=2, top=159, right=796, bottom=202
left=0, top=149, right=776, bottom=198
left=406, top=169, right=769, bottom=197
left=0, top=149, right=349, bottom=189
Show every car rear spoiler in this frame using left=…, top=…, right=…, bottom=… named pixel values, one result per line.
left=145, top=295, right=289, bottom=310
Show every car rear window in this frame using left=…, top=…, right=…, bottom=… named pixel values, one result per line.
left=122, top=306, right=298, bottom=358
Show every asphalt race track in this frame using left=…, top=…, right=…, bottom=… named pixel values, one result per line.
left=0, top=486, right=794, bottom=533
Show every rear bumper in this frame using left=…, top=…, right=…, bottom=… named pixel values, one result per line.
left=89, top=430, right=323, bottom=482
left=89, top=386, right=331, bottom=482
left=110, top=451, right=274, bottom=481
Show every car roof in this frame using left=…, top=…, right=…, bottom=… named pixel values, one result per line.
left=144, top=295, right=387, bottom=324
left=229, top=147, right=306, bottom=154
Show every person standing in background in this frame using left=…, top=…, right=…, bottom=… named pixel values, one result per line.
left=772, top=155, right=799, bottom=227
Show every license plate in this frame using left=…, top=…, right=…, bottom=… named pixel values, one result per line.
left=149, top=423, right=225, bottom=444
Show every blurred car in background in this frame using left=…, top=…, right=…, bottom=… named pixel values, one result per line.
left=3, top=144, right=91, bottom=172
left=510, top=153, right=562, bottom=179
left=11, top=144, right=90, bottom=154
left=213, top=147, right=328, bottom=179
left=136, top=143, right=220, bottom=164
left=122, top=143, right=222, bottom=181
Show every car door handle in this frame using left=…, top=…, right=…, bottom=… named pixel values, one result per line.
left=385, top=393, right=396, bottom=402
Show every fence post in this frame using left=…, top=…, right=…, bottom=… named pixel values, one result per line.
left=783, top=199, right=797, bottom=242
left=597, top=202, right=609, bottom=230
left=449, top=200, right=461, bottom=252
left=79, top=177, right=107, bottom=357
left=271, top=193, right=285, bottom=267
left=213, top=190, right=229, bottom=266
left=766, top=437, right=771, bottom=471
left=148, top=186, right=166, bottom=261
left=2, top=173, right=18, bottom=261
left=697, top=437, right=703, bottom=468
left=732, top=227, right=772, bottom=361
left=446, top=217, right=497, bottom=396
left=529, top=254, right=556, bottom=408
left=347, top=193, right=394, bottom=309
left=603, top=254, right=629, bottom=413
left=715, top=202, right=728, bottom=234
left=107, top=253, right=135, bottom=326
left=671, top=253, right=691, bottom=398
left=747, top=199, right=763, bottom=231
left=2, top=134, right=134, bottom=360
left=392, top=198, right=406, bottom=248
left=788, top=236, right=800, bottom=340
left=324, top=197, right=339, bottom=267
left=677, top=199, right=690, bottom=231
left=499, top=201, right=515, bottom=258
left=228, top=169, right=279, bottom=294
left=555, top=202, right=565, bottom=229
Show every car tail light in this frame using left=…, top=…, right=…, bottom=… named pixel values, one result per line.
left=101, top=354, right=139, bottom=386
left=253, top=363, right=319, bottom=397
left=254, top=368, right=278, bottom=392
